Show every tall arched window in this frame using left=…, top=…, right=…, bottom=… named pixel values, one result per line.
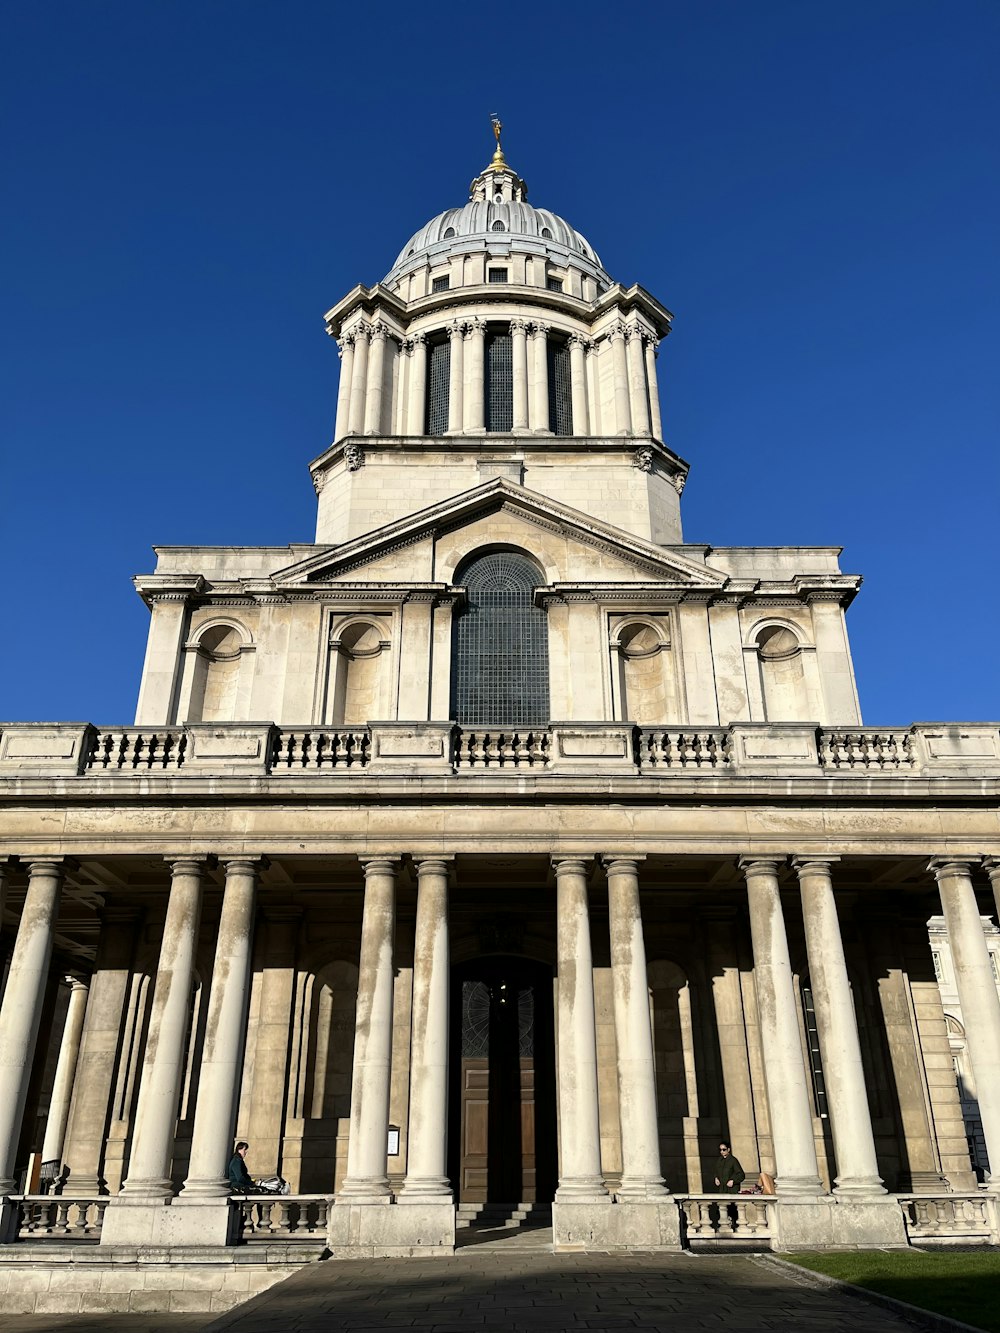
left=451, top=551, right=549, bottom=726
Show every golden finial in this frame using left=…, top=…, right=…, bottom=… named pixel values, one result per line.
left=489, top=112, right=506, bottom=166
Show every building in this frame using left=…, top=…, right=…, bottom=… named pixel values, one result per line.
left=1, top=127, right=1000, bottom=1299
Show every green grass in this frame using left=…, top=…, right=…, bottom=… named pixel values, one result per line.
left=784, top=1250, right=1000, bottom=1332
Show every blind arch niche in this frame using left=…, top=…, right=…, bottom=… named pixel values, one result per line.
left=451, top=550, right=550, bottom=727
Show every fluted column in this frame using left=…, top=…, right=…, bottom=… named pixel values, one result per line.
left=464, top=318, right=486, bottom=433
left=334, top=334, right=355, bottom=442
left=933, top=859, right=1000, bottom=1191
left=364, top=323, right=388, bottom=434
left=399, top=857, right=451, bottom=1201
left=447, top=321, right=464, bottom=434
left=643, top=335, right=662, bottom=439
left=180, top=858, right=263, bottom=1197
left=530, top=322, right=550, bottom=433
left=407, top=333, right=427, bottom=436
left=606, top=857, right=667, bottom=1198
left=553, top=857, right=609, bottom=1203
left=338, top=858, right=398, bottom=1202
left=0, top=859, right=66, bottom=1193
left=794, top=857, right=885, bottom=1195
left=609, top=323, right=632, bottom=435
left=347, top=325, right=369, bottom=436
left=568, top=335, right=589, bottom=436
left=626, top=326, right=651, bottom=436
left=511, top=318, right=529, bottom=432
left=741, top=858, right=823, bottom=1194
left=120, top=857, right=207, bottom=1198
left=40, top=977, right=89, bottom=1169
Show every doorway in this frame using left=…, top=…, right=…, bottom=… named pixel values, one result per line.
left=449, top=956, right=557, bottom=1205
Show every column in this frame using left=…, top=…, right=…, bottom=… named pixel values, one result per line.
left=463, top=318, right=485, bottom=433
left=0, top=860, right=66, bottom=1193
left=740, top=858, right=823, bottom=1194
left=568, top=335, right=589, bottom=436
left=407, top=333, right=427, bottom=436
left=180, top=858, right=263, bottom=1197
left=40, top=977, right=89, bottom=1169
left=626, top=326, right=651, bottom=435
left=984, top=857, right=1000, bottom=928
left=511, top=318, right=529, bottom=432
left=346, top=325, right=369, bottom=435
left=447, top=320, right=464, bottom=434
left=119, top=857, right=207, bottom=1198
left=399, top=858, right=451, bottom=1201
left=338, top=858, right=398, bottom=1201
left=794, top=857, right=885, bottom=1195
left=933, top=859, right=1000, bottom=1190
left=333, top=334, right=355, bottom=442
left=530, top=322, right=550, bottom=433
left=553, top=857, right=609, bottom=1202
left=364, top=323, right=388, bottom=434
left=605, top=857, right=667, bottom=1197
left=643, top=335, right=663, bottom=440
left=609, top=323, right=632, bottom=435
left=585, top=340, right=601, bottom=435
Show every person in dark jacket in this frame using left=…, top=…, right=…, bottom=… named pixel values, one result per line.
left=712, top=1141, right=745, bottom=1193
left=228, top=1140, right=255, bottom=1194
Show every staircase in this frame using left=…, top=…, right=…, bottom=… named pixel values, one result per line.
left=456, top=1201, right=552, bottom=1237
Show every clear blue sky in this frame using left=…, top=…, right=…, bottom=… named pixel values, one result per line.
left=2, top=1, right=997, bottom=725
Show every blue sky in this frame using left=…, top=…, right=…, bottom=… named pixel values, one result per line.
left=2, top=0, right=997, bottom=724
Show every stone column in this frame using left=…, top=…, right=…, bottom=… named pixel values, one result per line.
left=346, top=325, right=369, bottom=436
left=364, top=323, right=388, bottom=434
left=530, top=322, right=550, bottom=433
left=333, top=333, right=355, bottom=442
left=407, top=333, right=427, bottom=436
left=399, top=857, right=451, bottom=1201
left=464, top=318, right=486, bottom=433
left=643, top=335, right=663, bottom=439
left=794, top=857, right=885, bottom=1195
left=605, top=857, right=667, bottom=1197
left=626, top=327, right=651, bottom=436
left=511, top=318, right=529, bottom=432
left=933, top=859, right=1000, bottom=1191
left=40, top=977, right=89, bottom=1169
left=179, top=858, right=263, bottom=1197
left=609, top=323, right=632, bottom=435
left=553, top=857, right=609, bottom=1202
left=447, top=320, right=464, bottom=434
left=120, top=858, right=207, bottom=1198
left=740, top=859, right=823, bottom=1194
left=0, top=860, right=66, bottom=1193
left=985, top=858, right=1000, bottom=933
left=338, top=858, right=398, bottom=1202
left=568, top=335, right=589, bottom=436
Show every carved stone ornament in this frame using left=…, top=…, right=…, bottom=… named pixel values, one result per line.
left=632, top=447, right=654, bottom=473
left=344, top=444, right=365, bottom=472
left=668, top=470, right=687, bottom=495
left=509, top=317, right=528, bottom=335
left=312, top=471, right=326, bottom=496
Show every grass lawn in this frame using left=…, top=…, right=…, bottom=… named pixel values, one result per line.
left=784, top=1249, right=1000, bottom=1332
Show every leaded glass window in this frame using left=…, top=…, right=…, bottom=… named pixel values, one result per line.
left=547, top=275, right=563, bottom=292
left=488, top=268, right=508, bottom=283
left=485, top=330, right=513, bottom=433
left=547, top=337, right=573, bottom=435
left=451, top=551, right=550, bottom=726
left=432, top=275, right=450, bottom=293
left=425, top=338, right=450, bottom=435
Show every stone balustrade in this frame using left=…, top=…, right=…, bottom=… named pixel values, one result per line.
left=235, top=1194, right=331, bottom=1240
left=639, top=729, right=731, bottom=769
left=454, top=729, right=550, bottom=768
left=15, top=1196, right=108, bottom=1240
left=898, top=1194, right=999, bottom=1246
left=674, top=1195, right=772, bottom=1245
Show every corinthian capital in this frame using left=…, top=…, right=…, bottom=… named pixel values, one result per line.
left=369, top=321, right=390, bottom=342
left=607, top=319, right=628, bottom=341
left=448, top=319, right=465, bottom=340
left=530, top=320, right=550, bottom=339
left=464, top=316, right=487, bottom=337
left=409, top=331, right=427, bottom=348
left=567, top=333, right=589, bottom=351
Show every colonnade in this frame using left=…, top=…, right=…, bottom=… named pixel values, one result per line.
left=332, top=317, right=662, bottom=443
left=0, top=854, right=999, bottom=1213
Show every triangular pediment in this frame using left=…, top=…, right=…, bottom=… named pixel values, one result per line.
left=273, top=479, right=727, bottom=590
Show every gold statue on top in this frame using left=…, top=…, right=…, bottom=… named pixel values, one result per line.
left=489, top=113, right=505, bottom=165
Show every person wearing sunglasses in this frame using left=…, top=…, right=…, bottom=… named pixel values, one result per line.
left=712, top=1141, right=745, bottom=1193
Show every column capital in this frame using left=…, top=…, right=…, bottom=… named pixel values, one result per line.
left=738, top=856, right=783, bottom=878
left=163, top=854, right=216, bottom=873
left=567, top=332, right=590, bottom=351
left=984, top=857, right=1000, bottom=880
left=447, top=318, right=465, bottom=340
left=221, top=855, right=269, bottom=875
left=928, top=857, right=979, bottom=880
left=409, top=330, right=427, bottom=348
left=413, top=855, right=455, bottom=873
left=607, top=319, right=628, bottom=341
left=552, top=855, right=592, bottom=876
left=464, top=316, right=487, bottom=336
left=509, top=317, right=529, bottom=335
left=530, top=320, right=550, bottom=339
left=24, top=856, right=77, bottom=876
left=790, top=855, right=840, bottom=876
left=368, top=321, right=391, bottom=342
left=602, top=854, right=647, bottom=870
left=360, top=856, right=401, bottom=878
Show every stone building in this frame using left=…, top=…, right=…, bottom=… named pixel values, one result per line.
left=2, top=130, right=1000, bottom=1285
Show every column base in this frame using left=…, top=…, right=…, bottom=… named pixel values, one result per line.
left=178, top=1177, right=231, bottom=1199
left=833, top=1175, right=888, bottom=1198
left=117, top=1177, right=173, bottom=1201
left=770, top=1196, right=907, bottom=1250
left=327, top=1199, right=455, bottom=1257
left=397, top=1177, right=452, bottom=1203
left=553, top=1200, right=681, bottom=1253
left=774, top=1174, right=825, bottom=1197
left=555, top=1176, right=611, bottom=1204
left=100, top=1197, right=238, bottom=1247
left=616, top=1176, right=670, bottom=1201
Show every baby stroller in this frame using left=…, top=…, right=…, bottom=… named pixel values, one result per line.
left=255, top=1175, right=290, bottom=1195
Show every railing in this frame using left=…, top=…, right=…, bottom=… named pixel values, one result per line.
left=270, top=729, right=370, bottom=769
left=236, top=1194, right=331, bottom=1240
left=638, top=729, right=731, bottom=770
left=676, top=1194, right=771, bottom=1244
left=454, top=730, right=550, bottom=768
left=819, top=730, right=915, bottom=770
left=899, top=1194, right=997, bottom=1245
left=15, top=1196, right=108, bottom=1239
left=87, top=729, right=188, bottom=770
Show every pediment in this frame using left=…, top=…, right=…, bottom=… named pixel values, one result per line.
left=273, top=478, right=727, bottom=590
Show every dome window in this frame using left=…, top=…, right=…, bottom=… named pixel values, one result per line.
left=432, top=275, right=450, bottom=293
left=488, top=268, right=508, bottom=284
left=546, top=276, right=563, bottom=293
left=541, top=227, right=552, bottom=239
left=443, top=227, right=456, bottom=239
left=491, top=220, right=506, bottom=232
left=407, top=249, right=415, bottom=257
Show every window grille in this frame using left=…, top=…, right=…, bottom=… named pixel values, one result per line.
left=443, top=226, right=456, bottom=238
left=451, top=551, right=549, bottom=727
left=425, top=338, right=450, bottom=435
left=491, top=220, right=506, bottom=232
left=547, top=337, right=573, bottom=435
left=801, top=986, right=829, bottom=1118
left=432, top=275, right=450, bottom=293
left=488, top=268, right=508, bottom=283
left=485, top=330, right=513, bottom=433
left=547, top=276, right=563, bottom=292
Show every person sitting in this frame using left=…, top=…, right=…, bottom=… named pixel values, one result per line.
left=228, top=1140, right=255, bottom=1194
left=712, top=1141, right=745, bottom=1193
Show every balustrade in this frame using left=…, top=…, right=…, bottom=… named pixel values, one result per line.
left=675, top=1194, right=771, bottom=1244
left=819, top=730, right=915, bottom=770
left=16, top=1196, right=108, bottom=1239
left=639, top=729, right=731, bottom=770
left=270, top=729, right=370, bottom=769
left=898, top=1194, right=997, bottom=1245
left=87, top=729, right=187, bottom=770
left=453, top=729, right=550, bottom=768
left=236, top=1194, right=331, bottom=1240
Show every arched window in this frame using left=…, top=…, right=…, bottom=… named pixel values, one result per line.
left=491, top=220, right=506, bottom=232
left=443, top=226, right=456, bottom=238
left=451, top=551, right=549, bottom=726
